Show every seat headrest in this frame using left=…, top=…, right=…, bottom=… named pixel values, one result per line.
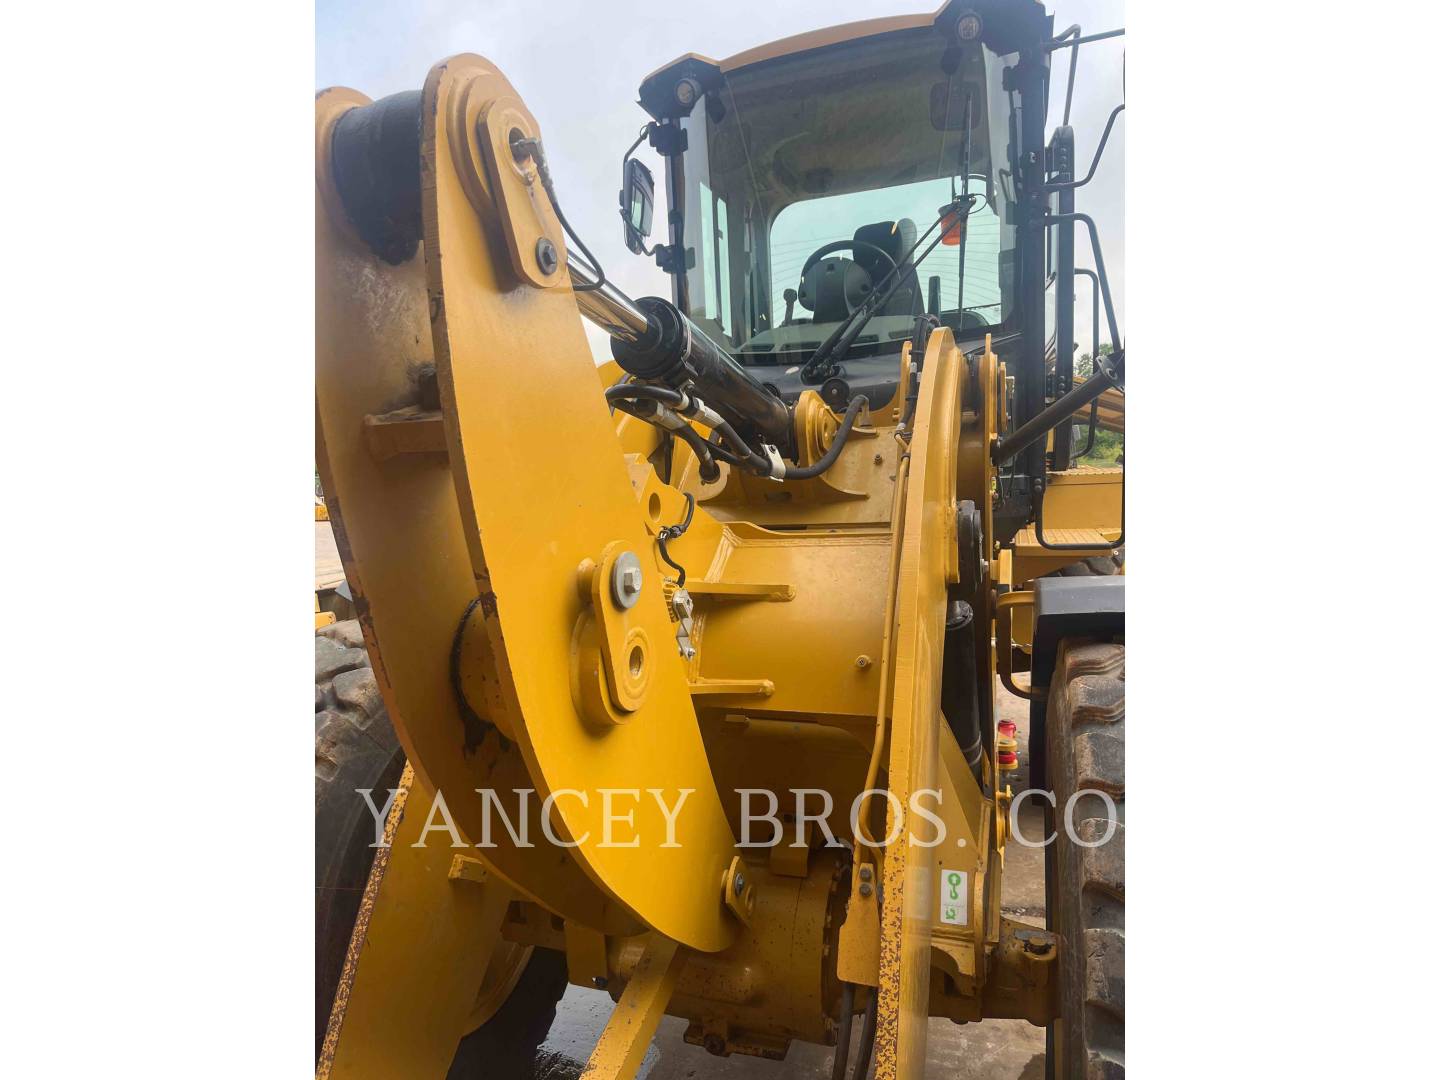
left=852, top=219, right=917, bottom=277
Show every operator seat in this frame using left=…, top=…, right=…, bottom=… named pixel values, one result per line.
left=853, top=219, right=922, bottom=318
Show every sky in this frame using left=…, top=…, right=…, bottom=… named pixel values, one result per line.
left=316, top=0, right=1125, bottom=360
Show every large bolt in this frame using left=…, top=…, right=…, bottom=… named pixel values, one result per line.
left=535, top=237, right=559, bottom=275
left=610, top=551, right=643, bottom=609
left=1017, top=930, right=1054, bottom=956
left=733, top=871, right=746, bottom=893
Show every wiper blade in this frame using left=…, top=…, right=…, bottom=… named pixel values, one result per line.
left=800, top=196, right=974, bottom=384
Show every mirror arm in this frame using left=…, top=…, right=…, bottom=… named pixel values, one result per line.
left=619, top=124, right=659, bottom=258
left=618, top=209, right=659, bottom=258
left=623, top=124, right=653, bottom=163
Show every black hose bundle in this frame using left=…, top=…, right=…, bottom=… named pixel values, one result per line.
left=605, top=383, right=868, bottom=483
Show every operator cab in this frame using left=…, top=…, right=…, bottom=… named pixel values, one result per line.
left=625, top=2, right=1026, bottom=408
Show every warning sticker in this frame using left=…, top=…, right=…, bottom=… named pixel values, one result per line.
left=939, top=868, right=968, bottom=926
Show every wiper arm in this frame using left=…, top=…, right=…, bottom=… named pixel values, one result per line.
left=801, top=197, right=973, bottom=384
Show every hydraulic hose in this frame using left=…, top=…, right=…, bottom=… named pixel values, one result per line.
left=610, top=295, right=795, bottom=456
left=830, top=983, right=856, bottom=1080
left=671, top=423, right=720, bottom=484
left=604, top=383, right=686, bottom=408
left=711, top=418, right=775, bottom=476
left=607, top=383, right=865, bottom=482
left=851, top=990, right=878, bottom=1079
left=783, top=396, right=867, bottom=480
left=608, top=389, right=722, bottom=483
left=702, top=433, right=749, bottom=469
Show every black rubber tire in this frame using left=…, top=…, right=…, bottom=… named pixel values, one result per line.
left=1045, top=639, right=1125, bottom=1080
left=314, top=620, right=568, bottom=1073
left=446, top=947, right=570, bottom=1079
left=315, top=619, right=405, bottom=1060
left=1051, top=549, right=1124, bottom=577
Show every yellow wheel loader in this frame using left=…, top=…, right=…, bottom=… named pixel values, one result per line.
left=314, top=2, right=1125, bottom=1077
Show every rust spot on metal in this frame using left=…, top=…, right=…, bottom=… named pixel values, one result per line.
left=316, top=764, right=415, bottom=1079
left=872, top=852, right=904, bottom=1080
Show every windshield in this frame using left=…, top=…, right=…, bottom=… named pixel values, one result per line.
left=677, top=25, right=1018, bottom=363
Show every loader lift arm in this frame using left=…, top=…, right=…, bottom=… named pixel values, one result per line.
left=315, top=3, right=1124, bottom=1077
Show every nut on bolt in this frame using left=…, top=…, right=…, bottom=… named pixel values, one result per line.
left=610, top=551, right=644, bottom=609
left=535, top=237, right=559, bottom=275
left=722, top=856, right=755, bottom=924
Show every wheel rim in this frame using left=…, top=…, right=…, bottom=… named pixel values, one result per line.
left=464, top=941, right=535, bottom=1032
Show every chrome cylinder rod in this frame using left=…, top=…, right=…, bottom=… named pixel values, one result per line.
left=568, top=257, right=653, bottom=346
left=567, top=256, right=795, bottom=455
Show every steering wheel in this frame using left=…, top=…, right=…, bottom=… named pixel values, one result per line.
left=796, top=239, right=901, bottom=322
left=799, top=239, right=899, bottom=281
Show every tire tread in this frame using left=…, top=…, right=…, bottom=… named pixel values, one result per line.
left=1047, top=638, right=1125, bottom=1079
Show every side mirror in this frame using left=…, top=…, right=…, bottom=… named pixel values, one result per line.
left=620, top=158, right=655, bottom=255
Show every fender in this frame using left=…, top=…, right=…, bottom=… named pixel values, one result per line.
left=1026, top=576, right=1124, bottom=790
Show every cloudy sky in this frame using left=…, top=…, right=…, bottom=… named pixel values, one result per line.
left=317, top=0, right=1124, bottom=359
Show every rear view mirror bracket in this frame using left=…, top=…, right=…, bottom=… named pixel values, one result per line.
left=619, top=126, right=656, bottom=256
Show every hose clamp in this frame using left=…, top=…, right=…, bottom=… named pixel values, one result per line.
left=761, top=444, right=787, bottom=480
